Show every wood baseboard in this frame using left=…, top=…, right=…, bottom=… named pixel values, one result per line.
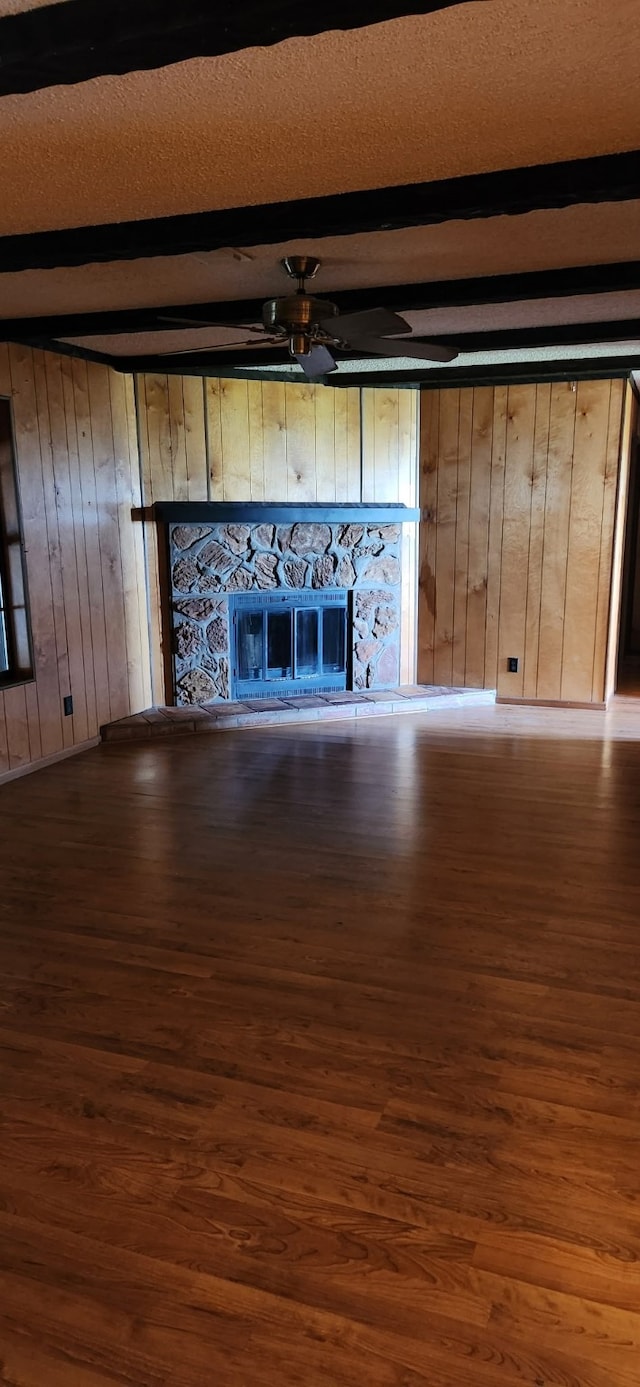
left=496, top=696, right=607, bottom=710
left=0, top=736, right=101, bottom=786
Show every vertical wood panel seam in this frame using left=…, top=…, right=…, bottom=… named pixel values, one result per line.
left=54, top=355, right=90, bottom=731
left=521, top=385, right=540, bottom=697
left=108, top=370, right=135, bottom=713
left=134, top=374, right=157, bottom=704
left=202, top=378, right=211, bottom=501
left=9, top=346, right=46, bottom=760
left=494, top=386, right=510, bottom=691
left=454, top=389, right=461, bottom=687
left=558, top=386, right=579, bottom=699
left=462, top=389, right=474, bottom=685
left=481, top=389, right=495, bottom=687
left=61, top=355, right=98, bottom=733
left=41, top=355, right=72, bottom=734
left=463, top=389, right=473, bottom=685
left=78, top=361, right=109, bottom=720
left=355, top=388, right=360, bottom=502
left=594, top=380, right=627, bottom=701
left=590, top=378, right=613, bottom=702
left=259, top=383, right=266, bottom=502
left=532, top=384, right=552, bottom=699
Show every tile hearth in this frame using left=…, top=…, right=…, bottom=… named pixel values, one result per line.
left=101, top=686, right=495, bottom=743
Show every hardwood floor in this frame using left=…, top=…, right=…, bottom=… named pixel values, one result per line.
left=1, top=702, right=640, bottom=1386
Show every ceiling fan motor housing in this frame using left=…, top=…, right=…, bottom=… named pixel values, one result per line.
left=262, top=293, right=339, bottom=338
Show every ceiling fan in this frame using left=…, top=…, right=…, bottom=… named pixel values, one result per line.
left=159, top=255, right=458, bottom=380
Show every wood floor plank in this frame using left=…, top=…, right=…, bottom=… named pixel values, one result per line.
left=1, top=703, right=640, bottom=1384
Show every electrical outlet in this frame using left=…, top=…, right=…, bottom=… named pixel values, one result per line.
left=507, top=657, right=519, bottom=674
left=63, top=694, right=73, bottom=716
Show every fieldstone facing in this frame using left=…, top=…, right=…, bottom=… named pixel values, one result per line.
left=199, top=540, right=239, bottom=582
left=365, top=554, right=401, bottom=585
left=369, top=524, right=401, bottom=542
left=206, top=617, right=228, bottom=654
left=226, top=566, right=253, bottom=592
left=284, top=558, right=308, bottom=588
left=355, top=638, right=377, bottom=665
left=312, top=554, right=337, bottom=588
left=202, top=654, right=230, bottom=699
left=174, top=597, right=218, bottom=621
left=220, top=523, right=251, bottom=555
left=168, top=518, right=404, bottom=702
left=355, top=590, right=379, bottom=619
left=376, top=642, right=400, bottom=685
left=172, top=557, right=199, bottom=592
left=173, top=524, right=212, bottom=550
left=178, top=668, right=217, bottom=703
left=253, top=523, right=276, bottom=550
left=290, top=522, right=331, bottom=556
left=254, top=553, right=279, bottom=589
left=339, top=523, right=364, bottom=548
left=374, top=605, right=398, bottom=639
left=175, top=622, right=202, bottom=659
left=337, top=555, right=356, bottom=588
left=277, top=525, right=293, bottom=553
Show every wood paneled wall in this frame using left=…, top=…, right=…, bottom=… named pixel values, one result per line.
left=137, top=375, right=419, bottom=694
left=0, top=346, right=151, bottom=780
left=418, top=379, right=627, bottom=704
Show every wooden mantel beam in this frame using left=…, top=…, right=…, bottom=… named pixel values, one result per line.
left=0, top=0, right=488, bottom=98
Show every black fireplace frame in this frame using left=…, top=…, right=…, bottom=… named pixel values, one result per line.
left=230, top=588, right=349, bottom=700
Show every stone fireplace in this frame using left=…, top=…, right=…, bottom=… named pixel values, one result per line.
left=154, top=503, right=420, bottom=705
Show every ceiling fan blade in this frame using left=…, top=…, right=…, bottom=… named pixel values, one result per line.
left=160, top=337, right=280, bottom=356
left=294, top=344, right=338, bottom=380
left=157, top=314, right=266, bottom=333
left=347, top=335, right=458, bottom=363
left=322, top=307, right=411, bottom=340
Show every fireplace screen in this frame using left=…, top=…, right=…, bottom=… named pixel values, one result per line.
left=231, top=590, right=348, bottom=699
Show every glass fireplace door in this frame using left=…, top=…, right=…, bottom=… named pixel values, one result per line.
left=231, top=590, right=348, bottom=699
left=295, top=608, right=320, bottom=678
left=266, top=610, right=293, bottom=681
left=236, top=610, right=264, bottom=684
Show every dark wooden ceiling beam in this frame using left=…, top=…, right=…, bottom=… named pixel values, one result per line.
left=5, top=258, right=640, bottom=342
left=1, top=150, right=638, bottom=275
left=0, top=0, right=488, bottom=98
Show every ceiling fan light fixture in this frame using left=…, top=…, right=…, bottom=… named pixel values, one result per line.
left=290, top=332, right=309, bottom=357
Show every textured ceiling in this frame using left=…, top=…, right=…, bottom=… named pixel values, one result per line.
left=0, top=0, right=636, bottom=237
left=0, top=0, right=637, bottom=375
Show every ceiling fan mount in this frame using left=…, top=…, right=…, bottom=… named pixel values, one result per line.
left=163, top=256, right=459, bottom=379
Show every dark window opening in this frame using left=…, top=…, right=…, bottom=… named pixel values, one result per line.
left=0, top=398, right=32, bottom=687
